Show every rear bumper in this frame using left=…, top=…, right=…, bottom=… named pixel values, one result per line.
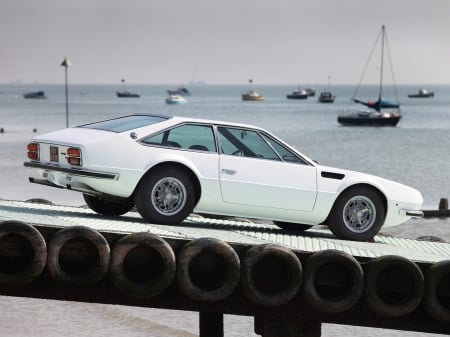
left=24, top=161, right=118, bottom=179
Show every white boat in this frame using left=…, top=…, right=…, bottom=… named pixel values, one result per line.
left=166, top=94, right=187, bottom=105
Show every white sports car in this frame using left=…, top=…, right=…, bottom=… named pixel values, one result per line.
left=24, top=113, right=423, bottom=241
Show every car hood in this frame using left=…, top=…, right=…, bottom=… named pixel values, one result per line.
left=318, top=165, right=423, bottom=203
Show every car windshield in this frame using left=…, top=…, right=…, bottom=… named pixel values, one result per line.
left=78, top=115, right=169, bottom=132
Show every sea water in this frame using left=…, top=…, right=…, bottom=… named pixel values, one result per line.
left=0, top=83, right=449, bottom=336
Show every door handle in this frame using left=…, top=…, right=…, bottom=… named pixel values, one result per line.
left=221, top=169, right=237, bottom=175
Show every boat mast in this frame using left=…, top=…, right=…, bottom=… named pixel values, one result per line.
left=378, top=25, right=385, bottom=102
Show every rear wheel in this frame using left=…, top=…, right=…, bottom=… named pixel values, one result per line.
left=274, top=221, right=313, bottom=232
left=83, top=194, right=134, bottom=216
left=328, top=187, right=385, bottom=241
left=135, top=167, right=196, bottom=224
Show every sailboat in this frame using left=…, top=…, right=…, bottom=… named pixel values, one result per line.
left=338, top=25, right=401, bottom=126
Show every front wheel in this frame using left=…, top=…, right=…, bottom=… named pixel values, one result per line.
left=327, top=187, right=385, bottom=241
left=135, top=167, right=196, bottom=225
left=83, top=194, right=134, bottom=216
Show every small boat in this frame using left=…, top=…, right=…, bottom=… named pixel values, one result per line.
left=242, top=79, right=265, bottom=101
left=167, top=86, right=191, bottom=96
left=286, top=89, right=308, bottom=99
left=318, top=91, right=335, bottom=103
left=305, top=88, right=316, bottom=97
left=338, top=25, right=401, bottom=127
left=338, top=110, right=401, bottom=126
left=242, top=90, right=265, bottom=101
left=166, top=94, right=187, bottom=105
left=116, top=90, right=140, bottom=98
left=408, top=89, right=434, bottom=98
left=116, top=79, right=140, bottom=98
left=23, top=91, right=47, bottom=99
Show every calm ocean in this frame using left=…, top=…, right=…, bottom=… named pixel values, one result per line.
left=0, top=83, right=449, bottom=336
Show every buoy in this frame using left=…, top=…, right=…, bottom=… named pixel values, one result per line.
left=46, top=226, right=110, bottom=287
left=177, top=237, right=240, bottom=302
left=241, top=243, right=302, bottom=306
left=110, top=232, right=176, bottom=299
left=365, top=255, right=424, bottom=317
left=0, top=221, right=47, bottom=284
left=303, top=249, right=364, bottom=313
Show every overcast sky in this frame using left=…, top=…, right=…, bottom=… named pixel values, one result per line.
left=2, top=0, right=449, bottom=85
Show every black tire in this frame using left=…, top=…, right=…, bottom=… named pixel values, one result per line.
left=0, top=221, right=47, bottom=284
left=241, top=243, right=302, bottom=306
left=424, top=260, right=450, bottom=321
left=303, top=249, right=363, bottom=313
left=365, top=255, right=424, bottom=317
left=177, top=238, right=240, bottom=302
left=47, top=226, right=110, bottom=287
left=274, top=221, right=313, bottom=232
left=83, top=194, right=134, bottom=216
left=328, top=186, right=385, bottom=241
left=110, top=232, right=176, bottom=299
left=135, top=167, right=196, bottom=225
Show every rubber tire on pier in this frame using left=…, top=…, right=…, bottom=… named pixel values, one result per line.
left=110, top=232, right=176, bottom=299
left=177, top=238, right=240, bottom=302
left=241, top=243, right=302, bottom=306
left=47, top=226, right=110, bottom=287
left=0, top=221, right=47, bottom=284
left=303, top=249, right=364, bottom=313
left=365, top=255, right=424, bottom=317
left=424, top=260, right=450, bottom=321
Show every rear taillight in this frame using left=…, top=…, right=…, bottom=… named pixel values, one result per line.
left=27, top=143, right=39, bottom=160
left=66, top=147, right=82, bottom=166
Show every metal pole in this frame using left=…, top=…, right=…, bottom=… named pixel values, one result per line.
left=64, top=65, right=69, bottom=128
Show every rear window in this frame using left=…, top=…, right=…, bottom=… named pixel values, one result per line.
left=78, top=115, right=169, bottom=132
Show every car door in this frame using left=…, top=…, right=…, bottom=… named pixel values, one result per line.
left=217, top=126, right=318, bottom=212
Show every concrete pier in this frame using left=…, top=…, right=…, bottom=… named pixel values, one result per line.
left=1, top=199, right=450, bottom=336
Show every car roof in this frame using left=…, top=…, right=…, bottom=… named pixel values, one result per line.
left=131, top=113, right=265, bottom=131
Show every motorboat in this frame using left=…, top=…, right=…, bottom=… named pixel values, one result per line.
left=286, top=89, right=308, bottom=99
left=242, top=90, right=265, bottom=101
left=318, top=91, right=335, bottom=103
left=167, top=86, right=191, bottom=96
left=408, top=89, right=434, bottom=98
left=166, top=94, right=187, bottom=105
left=116, top=91, right=140, bottom=98
left=23, top=91, right=47, bottom=99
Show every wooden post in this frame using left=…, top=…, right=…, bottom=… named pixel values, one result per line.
left=199, top=312, right=224, bottom=337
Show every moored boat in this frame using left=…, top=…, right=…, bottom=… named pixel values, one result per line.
left=116, top=91, right=140, bottom=98
left=23, top=91, right=47, bottom=99
left=408, top=89, right=434, bottom=98
left=338, top=25, right=401, bottom=127
left=318, top=91, right=335, bottom=103
left=286, top=89, right=308, bottom=99
left=167, top=86, right=191, bottom=96
left=242, top=91, right=265, bottom=101
left=166, top=94, right=187, bottom=105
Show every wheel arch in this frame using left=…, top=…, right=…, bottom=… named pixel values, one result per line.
left=133, top=161, right=202, bottom=205
left=326, top=183, right=387, bottom=222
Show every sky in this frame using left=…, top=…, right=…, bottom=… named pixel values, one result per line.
left=1, top=0, right=449, bottom=85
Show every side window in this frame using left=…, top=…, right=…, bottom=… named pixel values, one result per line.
left=261, top=134, right=308, bottom=164
left=218, top=127, right=280, bottom=160
left=141, top=124, right=217, bottom=152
